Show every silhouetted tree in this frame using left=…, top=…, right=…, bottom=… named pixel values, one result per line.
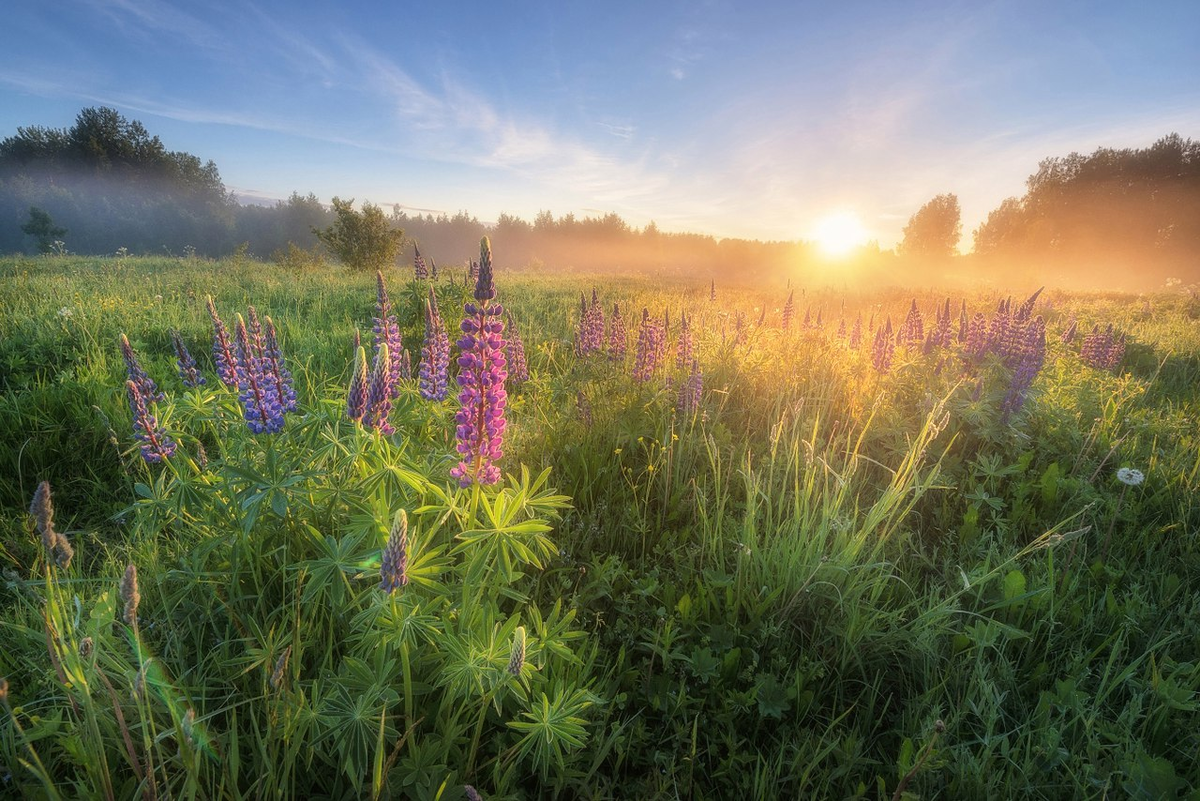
left=313, top=198, right=403, bottom=271
left=21, top=207, right=67, bottom=252
left=899, top=193, right=961, bottom=259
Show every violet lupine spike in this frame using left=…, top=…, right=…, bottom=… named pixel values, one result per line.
left=677, top=359, right=702, bottom=416
left=373, top=271, right=404, bottom=397
left=632, top=309, right=663, bottom=382
left=1015, top=287, right=1043, bottom=323
left=803, top=307, right=812, bottom=330
left=170, top=330, right=205, bottom=388
left=1001, top=316, right=1047, bottom=419
left=450, top=237, right=507, bottom=488
left=119, top=333, right=165, bottom=404
left=1061, top=316, right=1078, bottom=344
left=263, top=316, right=297, bottom=413
left=126, top=379, right=177, bottom=463
left=871, top=318, right=895, bottom=374
left=836, top=318, right=847, bottom=340
left=413, top=246, right=429, bottom=281
left=346, top=345, right=369, bottom=422
left=675, top=311, right=693, bottom=369
left=363, top=342, right=395, bottom=434
left=815, top=308, right=823, bottom=328
left=380, top=509, right=409, bottom=593
left=896, top=300, right=924, bottom=348
left=709, top=279, right=716, bottom=302
left=964, top=312, right=989, bottom=364
left=233, top=314, right=284, bottom=434
left=246, top=306, right=267, bottom=363
left=505, top=311, right=529, bottom=385
left=467, top=259, right=479, bottom=284
left=608, top=303, right=627, bottom=361
left=430, top=258, right=438, bottom=281
left=398, top=348, right=412, bottom=380
left=207, top=297, right=239, bottom=388
left=958, top=300, right=969, bottom=342
left=418, top=287, right=450, bottom=401
left=782, top=291, right=795, bottom=331
left=849, top=315, right=863, bottom=349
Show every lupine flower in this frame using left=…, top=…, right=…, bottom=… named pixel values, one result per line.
left=430, top=258, right=438, bottom=280
left=233, top=314, right=284, bottom=434
left=802, top=307, right=812, bottom=330
left=127, top=379, right=177, bottom=462
left=363, top=342, right=395, bottom=434
left=373, top=271, right=404, bottom=397
left=413, top=245, right=429, bottom=281
left=677, top=359, right=702, bottom=415
left=418, top=288, right=451, bottom=401
left=964, top=313, right=989, bottom=363
left=207, top=297, right=238, bottom=388
left=576, top=289, right=604, bottom=355
left=505, top=311, right=529, bottom=385
left=121, top=563, right=139, bottom=625
left=380, top=509, right=409, bottom=593
left=119, top=333, right=164, bottom=404
left=467, top=259, right=479, bottom=284
left=464, top=786, right=483, bottom=801
left=1015, top=287, right=1043, bottom=322
left=709, top=279, right=716, bottom=302
left=1000, top=316, right=1046, bottom=419
left=246, top=306, right=267, bottom=363
left=958, top=300, right=969, bottom=343
left=450, top=237, right=508, bottom=487
left=632, top=309, right=663, bottom=382
left=815, top=308, right=824, bottom=328
left=29, top=481, right=71, bottom=567
left=675, top=311, right=693, bottom=369
left=1081, top=324, right=1125, bottom=370
left=507, top=626, right=526, bottom=677
left=782, top=291, right=795, bottom=331
left=849, top=315, right=863, bottom=348
left=836, top=318, right=847, bottom=339
left=897, top=300, right=924, bottom=348
left=171, top=330, right=205, bottom=387
left=398, top=348, right=412, bottom=380
left=346, top=345, right=369, bottom=422
left=871, top=318, right=895, bottom=374
left=270, top=646, right=291, bottom=690
left=263, top=316, right=297, bottom=413
left=607, top=303, right=627, bottom=360
left=1061, top=316, right=1078, bottom=344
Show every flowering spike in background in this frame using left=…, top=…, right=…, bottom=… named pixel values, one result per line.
left=608, top=303, right=627, bottom=360
left=364, top=342, right=395, bottom=434
left=206, top=296, right=239, bottom=388
left=119, top=333, right=164, bottom=403
left=450, top=236, right=507, bottom=487
left=171, top=330, right=205, bottom=387
left=418, top=287, right=450, bottom=401
left=126, top=379, right=177, bottom=462
left=263, top=316, right=297, bottom=413
left=346, top=344, right=369, bottom=422
left=505, top=311, right=529, bottom=385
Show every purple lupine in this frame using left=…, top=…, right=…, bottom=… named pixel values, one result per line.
left=380, top=509, right=409, bottom=593
left=413, top=246, right=429, bottom=281
left=677, top=359, right=702, bottom=416
left=577, top=289, right=604, bottom=355
left=1082, top=325, right=1124, bottom=370
left=632, top=309, right=664, bottom=382
left=871, top=318, right=895, bottom=374
left=346, top=345, right=369, bottom=422
left=170, top=330, right=205, bottom=387
left=814, top=308, right=823, bottom=329
left=1014, top=287, right=1043, bottom=323
left=467, top=259, right=479, bottom=284
left=119, top=333, right=164, bottom=404
left=363, top=342, right=395, bottom=434
left=896, top=300, right=924, bottom=348
left=373, top=271, right=404, bottom=397
left=449, top=237, right=508, bottom=488
left=608, top=303, right=627, bottom=361
left=233, top=314, right=284, bottom=434
left=430, top=258, right=438, bottom=281
left=1061, top=316, right=1078, bottom=344
left=836, top=318, right=847, bottom=340
left=782, top=291, right=795, bottom=331
left=848, top=315, right=863, bottom=348
left=263, top=316, right=297, bottom=413
left=246, top=306, right=267, bottom=364
left=398, top=348, right=412, bottom=380
left=932, top=299, right=953, bottom=348
left=965, top=312, right=989, bottom=363
left=207, top=297, right=238, bottom=388
left=505, top=311, right=529, bottom=385
left=126, top=379, right=176, bottom=463
left=675, top=311, right=693, bottom=369
left=802, top=307, right=812, bottom=330
left=418, top=287, right=450, bottom=401
left=958, top=300, right=969, bottom=343
left=1001, top=316, right=1047, bottom=418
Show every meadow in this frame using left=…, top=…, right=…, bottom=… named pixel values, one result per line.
left=1, top=249, right=1198, bottom=799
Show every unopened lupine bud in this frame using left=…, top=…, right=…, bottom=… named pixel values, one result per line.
left=380, top=510, right=410, bottom=593
left=507, top=626, right=526, bottom=676
left=270, top=645, right=291, bottom=690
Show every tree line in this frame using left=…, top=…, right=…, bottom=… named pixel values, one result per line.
left=3, top=107, right=1197, bottom=288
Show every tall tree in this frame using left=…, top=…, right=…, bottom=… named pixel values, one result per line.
left=898, top=193, right=962, bottom=259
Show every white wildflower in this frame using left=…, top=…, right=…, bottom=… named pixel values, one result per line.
left=1116, top=467, right=1144, bottom=486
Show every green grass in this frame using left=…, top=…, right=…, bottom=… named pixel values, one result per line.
left=2, top=253, right=1198, bottom=799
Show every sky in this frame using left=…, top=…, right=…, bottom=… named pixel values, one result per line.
left=2, top=0, right=1198, bottom=250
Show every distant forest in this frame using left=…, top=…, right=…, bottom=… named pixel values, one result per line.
left=2, top=107, right=1198, bottom=289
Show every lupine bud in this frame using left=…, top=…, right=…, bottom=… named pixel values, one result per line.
left=121, top=563, right=140, bottom=625
left=346, top=345, right=369, bottom=422
left=607, top=303, right=627, bottom=361
left=413, top=246, right=429, bottom=281
left=270, top=645, right=291, bottom=690
left=782, top=291, right=795, bottom=331
left=171, top=330, right=205, bottom=387
left=507, top=626, right=526, bottom=676
left=119, top=333, right=164, bottom=404
left=127, top=380, right=178, bottom=462
left=207, top=297, right=239, bottom=388
left=380, top=509, right=409, bottom=593
left=450, top=238, right=507, bottom=487
left=418, top=288, right=450, bottom=401
left=364, top=343, right=395, bottom=434
left=373, top=271, right=404, bottom=396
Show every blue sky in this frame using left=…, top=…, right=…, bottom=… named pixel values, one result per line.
left=2, top=0, right=1198, bottom=249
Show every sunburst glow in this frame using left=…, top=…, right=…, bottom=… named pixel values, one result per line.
left=812, top=212, right=870, bottom=257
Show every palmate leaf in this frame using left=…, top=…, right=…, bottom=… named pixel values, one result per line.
left=507, top=685, right=596, bottom=779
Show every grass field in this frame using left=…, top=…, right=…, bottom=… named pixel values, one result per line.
left=2, top=252, right=1199, bottom=799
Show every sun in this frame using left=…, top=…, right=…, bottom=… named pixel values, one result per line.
left=811, top=212, right=870, bottom=257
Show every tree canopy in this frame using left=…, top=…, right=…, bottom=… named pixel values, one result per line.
left=899, top=193, right=961, bottom=259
